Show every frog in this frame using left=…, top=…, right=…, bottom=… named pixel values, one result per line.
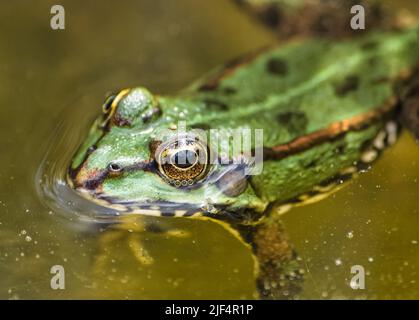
left=68, top=0, right=419, bottom=299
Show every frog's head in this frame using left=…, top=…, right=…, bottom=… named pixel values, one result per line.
left=69, top=87, right=265, bottom=220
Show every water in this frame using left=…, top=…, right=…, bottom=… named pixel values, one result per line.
left=0, top=0, right=418, bottom=299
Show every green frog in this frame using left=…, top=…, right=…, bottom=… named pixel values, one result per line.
left=68, top=0, right=419, bottom=299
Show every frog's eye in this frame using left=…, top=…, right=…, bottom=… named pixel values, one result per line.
left=102, top=94, right=117, bottom=114
left=156, top=138, right=209, bottom=187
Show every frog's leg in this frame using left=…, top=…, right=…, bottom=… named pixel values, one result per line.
left=213, top=207, right=304, bottom=300
left=93, top=215, right=189, bottom=274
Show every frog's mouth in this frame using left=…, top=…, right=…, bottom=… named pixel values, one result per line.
left=70, top=183, right=208, bottom=218
left=67, top=162, right=259, bottom=222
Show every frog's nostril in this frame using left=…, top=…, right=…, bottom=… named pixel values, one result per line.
left=109, top=163, right=121, bottom=171
left=108, top=163, right=124, bottom=176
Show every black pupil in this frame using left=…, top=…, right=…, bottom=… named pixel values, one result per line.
left=173, top=150, right=197, bottom=169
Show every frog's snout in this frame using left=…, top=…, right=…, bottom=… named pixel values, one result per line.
left=70, top=164, right=107, bottom=193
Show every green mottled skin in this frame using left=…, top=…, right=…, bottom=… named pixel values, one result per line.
left=70, top=27, right=419, bottom=219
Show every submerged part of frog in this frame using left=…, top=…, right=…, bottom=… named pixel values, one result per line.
left=67, top=1, right=419, bottom=298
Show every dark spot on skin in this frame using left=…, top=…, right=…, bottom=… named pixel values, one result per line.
left=223, top=87, right=237, bottom=95
left=277, top=111, right=308, bottom=136
left=336, top=144, right=346, bottom=154
left=334, top=75, right=360, bottom=96
left=203, top=98, right=229, bottom=111
left=301, top=158, right=318, bottom=169
left=371, top=76, right=391, bottom=85
left=266, top=58, right=288, bottom=76
left=361, top=41, right=378, bottom=51
left=190, top=123, right=211, bottom=131
left=198, top=83, right=218, bottom=92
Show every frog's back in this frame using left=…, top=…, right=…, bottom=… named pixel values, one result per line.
left=172, top=27, right=419, bottom=205
left=179, top=28, right=419, bottom=147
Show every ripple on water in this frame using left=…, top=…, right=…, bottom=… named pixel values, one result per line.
left=35, top=98, right=122, bottom=227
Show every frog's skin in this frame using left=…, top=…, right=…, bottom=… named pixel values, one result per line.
left=68, top=4, right=419, bottom=299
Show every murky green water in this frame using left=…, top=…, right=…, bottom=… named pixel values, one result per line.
left=0, top=0, right=418, bottom=299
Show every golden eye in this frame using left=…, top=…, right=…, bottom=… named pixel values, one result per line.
left=157, top=138, right=209, bottom=186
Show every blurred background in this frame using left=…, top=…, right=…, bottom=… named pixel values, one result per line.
left=0, top=0, right=418, bottom=299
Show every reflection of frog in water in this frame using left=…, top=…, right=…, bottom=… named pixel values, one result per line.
left=68, top=0, right=419, bottom=299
